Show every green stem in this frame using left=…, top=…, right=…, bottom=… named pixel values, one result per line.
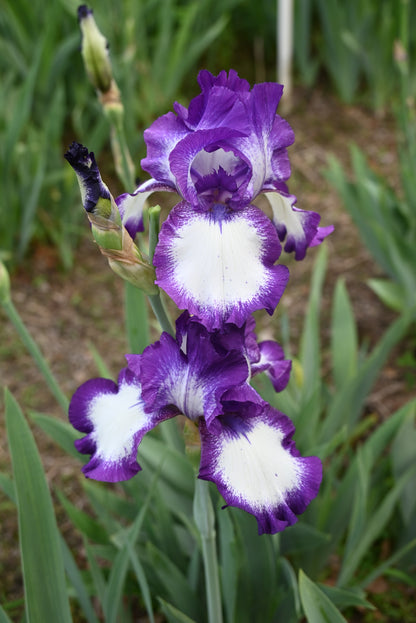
left=148, top=205, right=161, bottom=263
left=148, top=292, right=174, bottom=336
left=108, top=114, right=175, bottom=338
left=193, top=479, right=223, bottom=623
left=2, top=300, right=69, bottom=413
left=124, top=281, right=150, bottom=353
left=110, top=111, right=136, bottom=191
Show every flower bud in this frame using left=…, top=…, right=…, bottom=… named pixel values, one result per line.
left=65, top=143, right=158, bottom=295
left=64, top=142, right=120, bottom=224
left=78, top=5, right=113, bottom=94
left=88, top=213, right=158, bottom=295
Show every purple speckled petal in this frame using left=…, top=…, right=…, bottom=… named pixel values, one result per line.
left=127, top=313, right=250, bottom=428
left=68, top=368, right=168, bottom=482
left=264, top=191, right=332, bottom=260
left=136, top=178, right=178, bottom=195
left=198, top=404, right=322, bottom=534
left=153, top=202, right=289, bottom=330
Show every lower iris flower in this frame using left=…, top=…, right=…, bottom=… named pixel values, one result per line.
left=69, top=312, right=322, bottom=535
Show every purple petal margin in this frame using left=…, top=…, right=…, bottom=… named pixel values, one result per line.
left=198, top=404, right=322, bottom=534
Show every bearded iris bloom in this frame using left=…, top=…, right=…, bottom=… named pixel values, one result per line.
left=67, top=68, right=325, bottom=536
left=118, top=69, right=333, bottom=328
left=69, top=312, right=322, bottom=535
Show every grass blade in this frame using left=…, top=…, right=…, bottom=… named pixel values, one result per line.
left=331, top=279, right=358, bottom=390
left=5, top=389, right=72, bottom=623
left=321, top=311, right=412, bottom=441
left=299, top=245, right=327, bottom=399
left=158, top=599, right=197, bottom=623
left=60, top=537, right=100, bottom=623
left=0, top=604, right=13, bottom=623
left=29, top=411, right=82, bottom=461
left=299, top=569, right=347, bottom=622
left=337, top=465, right=416, bottom=587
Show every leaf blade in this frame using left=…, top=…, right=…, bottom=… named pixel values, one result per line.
left=5, top=389, right=73, bottom=623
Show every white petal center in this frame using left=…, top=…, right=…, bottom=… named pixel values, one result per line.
left=215, top=422, right=303, bottom=510
left=265, top=192, right=304, bottom=241
left=172, top=213, right=268, bottom=307
left=119, top=190, right=151, bottom=226
left=88, top=382, right=148, bottom=462
left=164, top=366, right=204, bottom=420
left=192, top=148, right=240, bottom=176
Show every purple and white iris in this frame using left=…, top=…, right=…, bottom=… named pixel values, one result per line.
left=128, top=69, right=332, bottom=327
left=69, top=313, right=322, bottom=535
left=68, top=69, right=326, bottom=534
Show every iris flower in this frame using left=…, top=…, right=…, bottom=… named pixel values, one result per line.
left=121, top=70, right=332, bottom=329
left=69, top=312, right=322, bottom=535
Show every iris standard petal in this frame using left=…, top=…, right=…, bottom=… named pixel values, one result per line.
left=228, top=82, right=295, bottom=199
left=141, top=111, right=190, bottom=187
left=140, top=71, right=295, bottom=210
left=153, top=202, right=289, bottom=330
left=309, top=224, right=335, bottom=247
left=198, top=405, right=322, bottom=534
left=68, top=368, right=164, bottom=482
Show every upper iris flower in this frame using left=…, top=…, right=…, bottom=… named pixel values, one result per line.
left=123, top=70, right=332, bottom=329
left=69, top=312, right=322, bottom=535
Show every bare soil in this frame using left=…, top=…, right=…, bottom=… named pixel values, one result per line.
left=1, top=87, right=415, bottom=621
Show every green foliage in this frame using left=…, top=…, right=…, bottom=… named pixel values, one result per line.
left=325, top=133, right=416, bottom=315
left=3, top=247, right=415, bottom=621
left=299, top=570, right=348, bottom=622
left=0, top=0, right=236, bottom=267
left=293, top=0, right=416, bottom=109
left=0, top=0, right=85, bottom=266
left=4, top=389, right=73, bottom=623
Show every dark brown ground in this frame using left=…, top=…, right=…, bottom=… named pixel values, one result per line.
left=1, top=87, right=415, bottom=621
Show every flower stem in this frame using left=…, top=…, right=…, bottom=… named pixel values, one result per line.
left=2, top=299, right=69, bottom=413
left=109, top=110, right=136, bottom=191
left=148, top=205, right=161, bottom=263
left=148, top=292, right=174, bottom=336
left=124, top=281, right=150, bottom=353
left=194, top=479, right=223, bottom=623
